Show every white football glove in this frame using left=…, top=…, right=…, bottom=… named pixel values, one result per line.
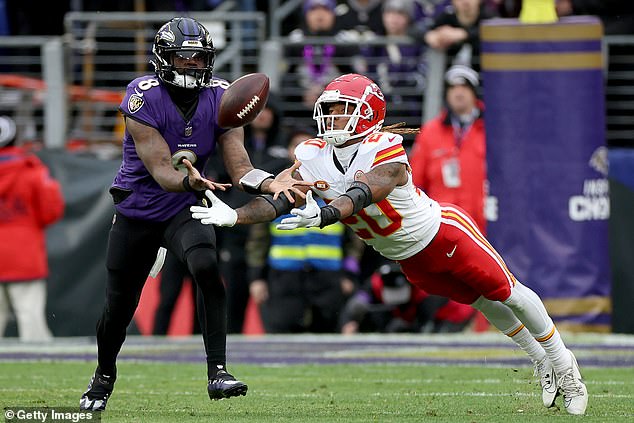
left=276, top=190, right=321, bottom=230
left=190, top=190, right=238, bottom=227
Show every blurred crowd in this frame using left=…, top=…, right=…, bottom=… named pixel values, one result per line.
left=1, top=0, right=632, bottom=337
left=5, top=0, right=632, bottom=145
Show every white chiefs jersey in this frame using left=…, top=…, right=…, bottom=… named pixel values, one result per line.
left=295, top=132, right=441, bottom=260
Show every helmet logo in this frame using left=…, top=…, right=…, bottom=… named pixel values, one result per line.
left=369, top=83, right=384, bottom=101
left=158, top=29, right=175, bottom=43
left=182, top=40, right=203, bottom=47
left=127, top=94, right=144, bottom=114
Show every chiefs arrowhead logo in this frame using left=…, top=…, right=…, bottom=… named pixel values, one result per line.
left=314, top=180, right=330, bottom=191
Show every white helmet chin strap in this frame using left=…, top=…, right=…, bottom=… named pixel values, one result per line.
left=171, top=68, right=208, bottom=89
left=323, top=130, right=350, bottom=146
left=172, top=72, right=198, bottom=89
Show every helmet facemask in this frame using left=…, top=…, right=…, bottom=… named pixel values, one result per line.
left=151, top=18, right=216, bottom=90
left=314, top=89, right=375, bottom=146
left=157, top=48, right=214, bottom=89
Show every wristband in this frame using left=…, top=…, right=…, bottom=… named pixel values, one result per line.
left=319, top=205, right=341, bottom=228
left=343, top=181, right=373, bottom=214
left=239, top=168, right=275, bottom=194
left=259, top=194, right=294, bottom=218
left=182, top=175, right=196, bottom=192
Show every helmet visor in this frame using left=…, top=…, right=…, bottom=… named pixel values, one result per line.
left=171, top=49, right=214, bottom=67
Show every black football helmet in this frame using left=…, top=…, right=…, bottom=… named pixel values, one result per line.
left=151, top=17, right=216, bottom=89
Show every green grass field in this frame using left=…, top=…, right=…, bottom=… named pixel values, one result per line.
left=1, top=360, right=633, bottom=422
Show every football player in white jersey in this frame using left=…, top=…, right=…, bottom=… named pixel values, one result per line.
left=190, top=74, right=588, bottom=415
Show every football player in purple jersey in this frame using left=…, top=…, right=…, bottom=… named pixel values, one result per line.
left=80, top=17, right=309, bottom=411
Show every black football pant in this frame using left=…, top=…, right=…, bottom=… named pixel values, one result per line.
left=153, top=250, right=201, bottom=335
left=96, top=207, right=226, bottom=379
left=216, top=227, right=250, bottom=334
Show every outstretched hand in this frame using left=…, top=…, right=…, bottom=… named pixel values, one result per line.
left=182, top=159, right=232, bottom=192
left=190, top=190, right=238, bottom=227
left=276, top=190, right=322, bottom=230
left=268, top=161, right=313, bottom=203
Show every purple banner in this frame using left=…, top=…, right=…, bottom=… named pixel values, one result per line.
left=481, top=18, right=610, bottom=331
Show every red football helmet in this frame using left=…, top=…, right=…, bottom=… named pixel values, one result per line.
left=313, top=74, right=386, bottom=146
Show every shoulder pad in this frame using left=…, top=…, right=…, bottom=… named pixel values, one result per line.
left=294, top=138, right=327, bottom=162
left=358, top=132, right=403, bottom=155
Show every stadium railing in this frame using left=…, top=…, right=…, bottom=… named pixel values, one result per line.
left=258, top=35, right=446, bottom=147
left=0, top=36, right=66, bottom=148
left=0, top=13, right=631, bottom=151
left=0, top=11, right=266, bottom=149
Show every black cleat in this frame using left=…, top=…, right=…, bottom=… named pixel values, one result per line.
left=79, top=371, right=115, bottom=411
left=207, top=370, right=248, bottom=400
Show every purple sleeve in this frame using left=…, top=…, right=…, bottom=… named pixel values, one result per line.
left=119, top=77, right=161, bottom=129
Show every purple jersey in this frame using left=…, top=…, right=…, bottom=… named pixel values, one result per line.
left=113, top=75, right=229, bottom=221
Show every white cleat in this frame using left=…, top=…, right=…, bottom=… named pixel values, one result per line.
left=534, top=357, right=558, bottom=407
left=558, top=350, right=588, bottom=415
left=79, top=397, right=106, bottom=412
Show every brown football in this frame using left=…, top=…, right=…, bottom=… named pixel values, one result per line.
left=218, top=73, right=270, bottom=129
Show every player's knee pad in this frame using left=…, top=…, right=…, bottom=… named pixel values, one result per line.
left=184, top=246, right=220, bottom=281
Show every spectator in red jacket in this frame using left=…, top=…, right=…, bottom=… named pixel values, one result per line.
left=409, top=65, right=487, bottom=233
left=0, top=116, right=64, bottom=340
